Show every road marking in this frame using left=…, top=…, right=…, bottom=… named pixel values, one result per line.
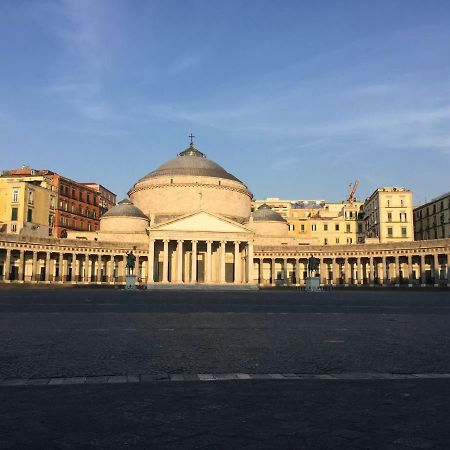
left=2, top=372, right=450, bottom=387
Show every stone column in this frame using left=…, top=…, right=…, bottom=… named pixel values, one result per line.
left=109, top=255, right=115, bottom=282
left=96, top=255, right=102, bottom=283
left=32, top=251, right=38, bottom=282
left=283, top=258, right=288, bottom=285
left=247, top=242, right=254, bottom=284
left=162, top=240, right=169, bottom=283
left=367, top=257, right=373, bottom=285
left=420, top=254, right=426, bottom=285
left=205, top=240, right=212, bottom=283
left=331, top=259, right=338, bottom=285
left=191, top=240, right=197, bottom=283
left=58, top=253, right=64, bottom=282
left=344, top=259, right=349, bottom=285
left=434, top=253, right=440, bottom=285
left=407, top=255, right=413, bottom=286
left=4, top=248, right=11, bottom=281
left=176, top=240, right=184, bottom=283
left=320, top=260, right=328, bottom=285
left=271, top=258, right=276, bottom=285
left=258, top=258, right=264, bottom=285
left=381, top=256, right=387, bottom=285
left=148, top=240, right=155, bottom=284
left=232, top=242, right=240, bottom=284
left=45, top=252, right=51, bottom=282
left=394, top=255, right=400, bottom=285
left=357, top=258, right=363, bottom=285
left=84, top=254, right=91, bottom=282
left=17, top=250, right=24, bottom=282
left=295, top=259, right=300, bottom=286
left=219, top=241, right=226, bottom=283
left=71, top=253, right=77, bottom=282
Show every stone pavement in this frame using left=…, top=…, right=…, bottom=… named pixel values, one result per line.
left=1, top=288, right=450, bottom=449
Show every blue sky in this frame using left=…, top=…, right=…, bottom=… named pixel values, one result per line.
left=1, top=0, right=450, bottom=205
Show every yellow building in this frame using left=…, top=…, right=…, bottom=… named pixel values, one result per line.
left=287, top=201, right=364, bottom=245
left=363, top=187, right=413, bottom=243
left=414, top=192, right=450, bottom=240
left=0, top=177, right=56, bottom=237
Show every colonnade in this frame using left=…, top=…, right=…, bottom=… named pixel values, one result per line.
left=0, top=248, right=148, bottom=284
left=147, top=239, right=253, bottom=284
left=1, top=239, right=450, bottom=287
left=255, top=253, right=450, bottom=286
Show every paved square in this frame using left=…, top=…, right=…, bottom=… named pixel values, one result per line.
left=1, top=288, right=450, bottom=448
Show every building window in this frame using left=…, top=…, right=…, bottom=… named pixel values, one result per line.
left=335, top=238, right=340, bottom=244
left=324, top=238, right=328, bottom=245
left=88, top=222, right=92, bottom=231
left=387, top=212, right=392, bottom=222
left=301, top=224, right=305, bottom=232
left=11, top=207, right=18, bottom=221
left=27, top=208, right=33, bottom=223
left=346, top=224, right=351, bottom=233
left=400, top=212, right=407, bottom=222
left=401, top=227, right=407, bottom=237
left=312, top=224, right=317, bottom=231
left=12, top=189, right=19, bottom=203
left=400, top=198, right=404, bottom=207
left=28, top=190, right=34, bottom=205
left=387, top=199, right=391, bottom=207
left=50, top=197, right=55, bottom=210
left=347, top=237, right=352, bottom=244
left=335, top=224, right=340, bottom=231
left=324, top=223, right=328, bottom=231
left=358, top=223, right=363, bottom=233
left=11, top=224, right=17, bottom=232
left=387, top=227, right=393, bottom=237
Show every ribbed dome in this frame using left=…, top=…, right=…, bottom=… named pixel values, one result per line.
left=137, top=144, right=241, bottom=182
left=253, top=204, right=286, bottom=222
left=102, top=199, right=148, bottom=219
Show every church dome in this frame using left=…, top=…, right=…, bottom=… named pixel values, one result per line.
left=102, top=199, right=148, bottom=219
left=138, top=145, right=241, bottom=183
left=252, top=204, right=286, bottom=222
left=247, top=204, right=288, bottom=236
left=100, top=199, right=149, bottom=233
left=128, top=140, right=252, bottom=224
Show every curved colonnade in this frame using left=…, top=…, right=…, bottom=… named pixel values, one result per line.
left=255, top=239, right=450, bottom=287
left=1, top=235, right=449, bottom=287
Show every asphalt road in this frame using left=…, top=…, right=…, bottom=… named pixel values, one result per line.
left=1, top=288, right=450, bottom=449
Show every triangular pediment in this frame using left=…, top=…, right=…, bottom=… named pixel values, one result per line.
left=152, top=211, right=251, bottom=233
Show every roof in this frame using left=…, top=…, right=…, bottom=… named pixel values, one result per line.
left=101, top=199, right=148, bottom=219
left=137, top=144, right=242, bottom=183
left=253, top=204, right=287, bottom=222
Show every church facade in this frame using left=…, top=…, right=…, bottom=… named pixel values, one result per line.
left=1, top=142, right=449, bottom=287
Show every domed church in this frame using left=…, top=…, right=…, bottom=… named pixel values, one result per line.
left=2, top=138, right=448, bottom=289
left=68, top=139, right=290, bottom=286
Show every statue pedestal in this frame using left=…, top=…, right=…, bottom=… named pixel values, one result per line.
left=305, top=277, right=320, bottom=292
left=125, top=275, right=136, bottom=290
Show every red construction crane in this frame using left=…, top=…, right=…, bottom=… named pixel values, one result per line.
left=347, top=180, right=359, bottom=203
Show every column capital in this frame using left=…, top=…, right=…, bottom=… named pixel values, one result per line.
left=163, top=239, right=170, bottom=244
left=191, top=240, right=198, bottom=244
left=177, top=239, right=184, bottom=244
left=206, top=240, right=213, bottom=244
left=220, top=240, right=227, bottom=245
left=233, top=241, right=241, bottom=245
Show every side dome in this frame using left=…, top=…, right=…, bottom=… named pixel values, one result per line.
left=128, top=142, right=252, bottom=224
left=247, top=204, right=289, bottom=235
left=100, top=199, right=149, bottom=233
